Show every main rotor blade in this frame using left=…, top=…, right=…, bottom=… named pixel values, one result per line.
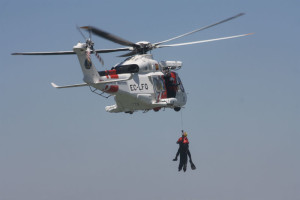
left=94, top=47, right=131, bottom=53
left=118, top=50, right=138, bottom=57
left=81, top=26, right=138, bottom=48
left=153, top=13, right=245, bottom=46
left=11, top=51, right=76, bottom=55
left=12, top=47, right=131, bottom=56
left=156, top=33, right=253, bottom=48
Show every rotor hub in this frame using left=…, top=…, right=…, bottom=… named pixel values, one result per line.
left=86, top=39, right=94, bottom=49
left=135, top=41, right=153, bottom=54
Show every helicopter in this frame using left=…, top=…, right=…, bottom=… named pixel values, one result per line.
left=12, top=13, right=252, bottom=114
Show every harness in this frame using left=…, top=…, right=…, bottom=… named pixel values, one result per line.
left=179, top=136, right=189, bottom=152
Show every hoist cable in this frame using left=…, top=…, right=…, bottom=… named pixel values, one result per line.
left=180, top=109, right=184, bottom=130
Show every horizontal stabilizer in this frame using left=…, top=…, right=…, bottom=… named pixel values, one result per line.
left=51, top=74, right=132, bottom=89
left=51, top=82, right=88, bottom=89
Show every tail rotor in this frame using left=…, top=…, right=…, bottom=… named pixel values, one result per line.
left=77, top=25, right=105, bottom=67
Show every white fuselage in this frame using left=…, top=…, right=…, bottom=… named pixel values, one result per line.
left=74, top=42, right=187, bottom=113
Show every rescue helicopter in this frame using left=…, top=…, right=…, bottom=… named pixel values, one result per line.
left=12, top=13, right=252, bottom=114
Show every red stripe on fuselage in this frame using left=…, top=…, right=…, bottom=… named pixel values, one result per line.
left=109, top=74, right=119, bottom=79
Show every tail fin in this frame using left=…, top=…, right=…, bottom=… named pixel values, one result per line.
left=73, top=43, right=100, bottom=84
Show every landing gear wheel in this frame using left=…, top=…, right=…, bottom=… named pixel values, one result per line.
left=174, top=107, right=181, bottom=112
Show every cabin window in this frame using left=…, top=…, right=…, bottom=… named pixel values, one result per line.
left=115, top=64, right=139, bottom=73
left=98, top=64, right=139, bottom=76
left=153, top=77, right=165, bottom=92
left=176, top=76, right=185, bottom=92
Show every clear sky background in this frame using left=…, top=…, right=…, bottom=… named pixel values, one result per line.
left=1, top=0, right=299, bottom=200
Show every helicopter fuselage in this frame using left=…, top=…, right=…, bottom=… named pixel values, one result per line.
left=74, top=43, right=187, bottom=113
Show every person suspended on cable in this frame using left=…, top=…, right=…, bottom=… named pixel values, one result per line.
left=173, top=130, right=189, bottom=161
left=173, top=130, right=196, bottom=171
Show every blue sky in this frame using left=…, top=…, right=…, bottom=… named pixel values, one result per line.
left=1, top=0, right=299, bottom=200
